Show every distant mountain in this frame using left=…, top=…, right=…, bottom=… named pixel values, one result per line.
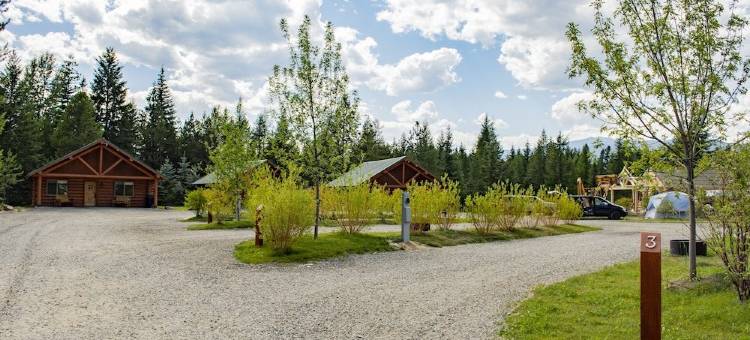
left=567, top=137, right=617, bottom=150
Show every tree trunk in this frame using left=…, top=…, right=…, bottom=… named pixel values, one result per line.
left=314, top=181, right=320, bottom=239
left=686, top=160, right=698, bottom=281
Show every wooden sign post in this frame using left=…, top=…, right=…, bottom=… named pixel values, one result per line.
left=640, top=232, right=661, bottom=340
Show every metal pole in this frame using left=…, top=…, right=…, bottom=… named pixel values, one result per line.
left=401, top=191, right=411, bottom=243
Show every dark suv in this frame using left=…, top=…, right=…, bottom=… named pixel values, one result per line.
left=570, top=195, right=627, bottom=220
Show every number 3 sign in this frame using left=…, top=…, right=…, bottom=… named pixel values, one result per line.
left=640, top=232, right=661, bottom=253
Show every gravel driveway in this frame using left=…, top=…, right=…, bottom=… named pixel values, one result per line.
left=0, top=208, right=689, bottom=339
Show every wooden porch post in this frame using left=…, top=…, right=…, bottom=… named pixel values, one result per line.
left=153, top=179, right=158, bottom=208
left=36, top=175, right=43, bottom=206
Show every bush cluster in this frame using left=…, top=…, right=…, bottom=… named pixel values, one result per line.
left=392, top=177, right=461, bottom=232
left=246, top=167, right=315, bottom=253
left=184, top=188, right=208, bottom=217
left=321, top=182, right=391, bottom=234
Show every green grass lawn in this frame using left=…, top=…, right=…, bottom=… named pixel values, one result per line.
left=187, top=219, right=253, bottom=230
left=233, top=224, right=598, bottom=264
left=411, top=224, right=598, bottom=247
left=234, top=232, right=397, bottom=264
left=500, top=255, right=750, bottom=339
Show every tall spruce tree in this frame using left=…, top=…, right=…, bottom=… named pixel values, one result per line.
left=469, top=115, right=503, bottom=193
left=91, top=48, right=127, bottom=140
left=251, top=114, right=269, bottom=158
left=355, top=118, right=391, bottom=162
left=141, top=68, right=178, bottom=168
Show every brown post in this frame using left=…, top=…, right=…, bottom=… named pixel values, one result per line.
left=153, top=179, right=159, bottom=208
left=36, top=175, right=43, bottom=206
left=640, top=232, right=662, bottom=340
left=255, top=205, right=264, bottom=247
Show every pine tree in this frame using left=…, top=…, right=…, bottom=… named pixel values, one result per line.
left=0, top=52, right=43, bottom=172
left=437, top=127, right=456, bottom=179
left=405, top=121, right=439, bottom=174
left=43, top=57, right=81, bottom=159
left=267, top=113, right=298, bottom=171
left=527, top=130, right=548, bottom=188
left=91, top=48, right=132, bottom=145
left=251, top=114, right=269, bottom=158
left=158, top=160, right=181, bottom=206
left=469, top=116, right=503, bottom=193
left=52, top=91, right=102, bottom=155
left=178, top=113, right=208, bottom=168
left=140, top=68, right=178, bottom=168
left=355, top=118, right=391, bottom=162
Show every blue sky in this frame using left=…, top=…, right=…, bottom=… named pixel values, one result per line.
left=1, top=0, right=686, bottom=148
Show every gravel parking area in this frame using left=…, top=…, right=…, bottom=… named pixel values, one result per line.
left=0, top=208, right=689, bottom=339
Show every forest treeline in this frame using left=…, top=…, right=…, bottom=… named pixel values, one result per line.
left=0, top=47, right=637, bottom=205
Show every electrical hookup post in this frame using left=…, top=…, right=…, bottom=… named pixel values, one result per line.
left=401, top=191, right=411, bottom=243
left=640, top=232, right=662, bottom=340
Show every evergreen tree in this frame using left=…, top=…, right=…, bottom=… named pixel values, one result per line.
left=178, top=113, right=208, bottom=169
left=43, top=57, right=81, bottom=159
left=52, top=91, right=102, bottom=155
left=527, top=130, right=548, bottom=188
left=140, top=68, right=178, bottom=168
left=0, top=52, right=43, bottom=172
left=469, top=116, right=503, bottom=193
left=354, top=117, right=390, bottom=162
left=251, top=114, right=269, bottom=158
left=267, top=113, right=298, bottom=171
left=437, top=127, right=456, bottom=179
left=91, top=48, right=132, bottom=145
left=405, top=121, right=439, bottom=174
left=158, top=160, right=181, bottom=206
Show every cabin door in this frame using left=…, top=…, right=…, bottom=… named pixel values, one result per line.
left=84, top=181, right=96, bottom=207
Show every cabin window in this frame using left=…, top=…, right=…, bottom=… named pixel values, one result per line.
left=114, top=181, right=134, bottom=197
left=46, top=180, right=68, bottom=196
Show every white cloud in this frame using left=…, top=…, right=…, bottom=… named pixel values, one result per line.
left=517, top=95, right=527, bottom=100
left=494, top=90, right=508, bottom=99
left=337, top=29, right=463, bottom=96
left=563, top=124, right=606, bottom=141
left=549, top=91, right=594, bottom=122
left=376, top=0, right=598, bottom=90
left=7, top=0, right=321, bottom=117
left=391, top=100, right=438, bottom=123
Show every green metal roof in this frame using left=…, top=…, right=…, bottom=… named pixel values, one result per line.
left=191, top=159, right=268, bottom=186
left=328, top=156, right=406, bottom=187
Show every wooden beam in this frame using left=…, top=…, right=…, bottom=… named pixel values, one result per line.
left=99, top=144, right=103, bottom=174
left=42, top=173, right=154, bottom=180
left=383, top=171, right=404, bottom=187
left=36, top=175, right=43, bottom=206
left=153, top=179, right=158, bottom=208
left=103, top=146, right=155, bottom=178
left=77, top=156, right=99, bottom=175
left=102, top=159, right=123, bottom=175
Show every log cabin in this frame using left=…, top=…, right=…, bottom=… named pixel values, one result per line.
left=27, top=138, right=161, bottom=207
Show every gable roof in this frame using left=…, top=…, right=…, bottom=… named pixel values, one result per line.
left=191, top=159, right=270, bottom=186
left=27, top=138, right=161, bottom=178
left=328, top=156, right=406, bottom=187
left=653, top=169, right=723, bottom=191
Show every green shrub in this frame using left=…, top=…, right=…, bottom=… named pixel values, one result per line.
left=557, top=195, right=583, bottom=223
left=321, top=182, right=390, bottom=234
left=205, top=182, right=235, bottom=223
left=246, top=168, right=314, bottom=253
left=392, top=177, right=462, bottom=232
left=465, top=189, right=502, bottom=234
left=536, top=188, right=560, bottom=226
left=615, top=197, right=633, bottom=210
left=184, top=188, right=208, bottom=217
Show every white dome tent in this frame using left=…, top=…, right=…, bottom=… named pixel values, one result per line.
left=644, top=191, right=690, bottom=219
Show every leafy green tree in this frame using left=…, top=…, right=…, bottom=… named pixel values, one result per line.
left=141, top=68, right=178, bottom=168
left=269, top=16, right=360, bottom=239
left=52, top=91, right=102, bottom=155
left=209, top=119, right=256, bottom=221
left=567, top=0, right=750, bottom=279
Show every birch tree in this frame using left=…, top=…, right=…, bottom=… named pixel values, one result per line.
left=269, top=16, right=360, bottom=239
left=566, top=0, right=750, bottom=279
